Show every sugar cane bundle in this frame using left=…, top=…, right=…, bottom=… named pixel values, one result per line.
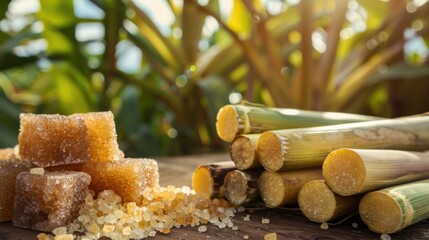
left=224, top=169, right=263, bottom=205
left=258, top=168, right=323, bottom=208
left=323, top=148, right=429, bottom=196
left=192, top=161, right=236, bottom=199
left=359, top=179, right=429, bottom=234
left=257, top=114, right=429, bottom=171
left=230, top=134, right=261, bottom=170
left=298, top=180, right=362, bottom=223
left=216, top=103, right=381, bottom=142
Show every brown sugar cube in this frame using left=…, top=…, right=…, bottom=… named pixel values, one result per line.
left=18, top=113, right=91, bottom=167
left=0, top=161, right=30, bottom=222
left=74, top=111, right=123, bottom=162
left=12, top=171, right=91, bottom=231
left=82, top=158, right=159, bottom=203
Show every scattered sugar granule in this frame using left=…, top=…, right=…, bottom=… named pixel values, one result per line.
left=52, top=227, right=67, bottom=235
left=320, top=222, right=329, bottom=230
left=380, top=234, right=391, bottom=240
left=53, top=234, right=73, bottom=240
left=37, top=233, right=51, bottom=240
left=30, top=167, right=45, bottom=175
left=237, top=206, right=245, bottom=212
left=352, top=222, right=358, bottom=228
left=261, top=218, right=270, bottom=224
left=198, top=225, right=208, bottom=233
left=264, top=232, right=277, bottom=240
left=243, top=234, right=249, bottom=239
left=243, top=215, right=250, bottom=222
left=232, top=226, right=239, bottom=231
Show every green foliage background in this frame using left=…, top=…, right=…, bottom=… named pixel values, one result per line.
left=1, top=0, right=429, bottom=156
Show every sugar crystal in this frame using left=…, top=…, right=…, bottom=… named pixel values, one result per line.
left=31, top=168, right=45, bottom=175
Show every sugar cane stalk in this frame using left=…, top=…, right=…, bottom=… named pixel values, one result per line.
left=359, top=179, right=429, bottom=234
left=323, top=148, right=429, bottom=196
left=257, top=114, right=429, bottom=171
left=216, top=103, right=382, bottom=142
left=192, top=161, right=236, bottom=199
left=258, top=168, right=323, bottom=208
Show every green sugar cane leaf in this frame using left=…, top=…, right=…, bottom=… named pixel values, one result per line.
left=38, top=0, right=76, bottom=28
left=50, top=63, right=96, bottom=114
left=367, top=63, right=429, bottom=84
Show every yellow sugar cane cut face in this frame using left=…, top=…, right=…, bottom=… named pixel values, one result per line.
left=192, top=166, right=213, bottom=198
left=258, top=171, right=285, bottom=208
left=231, top=136, right=256, bottom=170
left=298, top=180, right=337, bottom=223
left=224, top=170, right=248, bottom=205
left=323, top=148, right=366, bottom=196
left=359, top=192, right=402, bottom=234
left=257, top=132, right=283, bottom=172
left=216, top=105, right=239, bottom=142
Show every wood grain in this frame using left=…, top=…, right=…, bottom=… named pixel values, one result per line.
left=2, top=153, right=429, bottom=239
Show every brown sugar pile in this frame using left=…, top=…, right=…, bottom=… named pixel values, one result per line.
left=40, top=186, right=237, bottom=240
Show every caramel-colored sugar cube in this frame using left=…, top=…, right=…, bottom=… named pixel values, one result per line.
left=13, top=171, right=91, bottom=231
left=82, top=158, right=159, bottom=203
left=74, top=111, right=123, bottom=162
left=0, top=161, right=30, bottom=222
left=18, top=113, right=91, bottom=167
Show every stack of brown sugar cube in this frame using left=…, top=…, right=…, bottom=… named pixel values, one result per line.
left=0, top=112, right=159, bottom=232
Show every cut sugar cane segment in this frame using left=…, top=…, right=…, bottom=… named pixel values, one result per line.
left=258, top=168, right=323, bottom=208
left=257, top=114, right=429, bottom=171
left=215, top=103, right=381, bottom=142
left=192, top=161, right=236, bottom=199
left=230, top=134, right=261, bottom=170
left=359, top=179, right=429, bottom=234
left=298, top=180, right=362, bottom=223
left=224, top=169, right=262, bottom=205
left=323, top=148, right=429, bottom=196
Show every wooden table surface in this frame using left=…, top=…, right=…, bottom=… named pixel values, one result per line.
left=2, top=153, right=429, bottom=239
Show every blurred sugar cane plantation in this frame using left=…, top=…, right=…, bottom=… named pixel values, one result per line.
left=0, top=0, right=429, bottom=156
